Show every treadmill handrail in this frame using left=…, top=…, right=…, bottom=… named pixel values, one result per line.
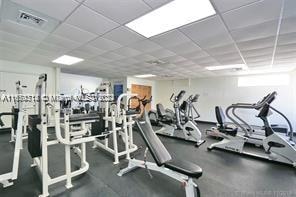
left=225, top=91, right=277, bottom=136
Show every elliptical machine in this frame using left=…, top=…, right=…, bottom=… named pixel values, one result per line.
left=207, top=91, right=296, bottom=167
left=150, top=90, right=205, bottom=147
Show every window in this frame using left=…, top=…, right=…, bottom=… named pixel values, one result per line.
left=238, top=74, right=290, bottom=87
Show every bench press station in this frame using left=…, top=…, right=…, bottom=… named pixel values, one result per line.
left=118, top=102, right=203, bottom=197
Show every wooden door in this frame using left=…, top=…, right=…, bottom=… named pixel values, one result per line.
left=131, top=84, right=151, bottom=113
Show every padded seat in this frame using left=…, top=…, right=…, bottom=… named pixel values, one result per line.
left=215, top=106, right=238, bottom=137
left=164, top=159, right=202, bottom=178
left=63, top=113, right=101, bottom=123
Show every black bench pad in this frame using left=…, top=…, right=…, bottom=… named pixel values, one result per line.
left=164, top=159, right=202, bottom=178
left=66, top=113, right=101, bottom=123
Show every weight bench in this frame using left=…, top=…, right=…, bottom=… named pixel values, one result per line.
left=118, top=112, right=202, bottom=197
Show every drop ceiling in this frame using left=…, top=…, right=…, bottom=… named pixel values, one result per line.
left=0, top=0, right=295, bottom=79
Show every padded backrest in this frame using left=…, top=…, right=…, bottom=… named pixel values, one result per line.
left=179, top=101, right=188, bottom=113
left=215, top=106, right=225, bottom=126
left=136, top=111, right=172, bottom=166
left=156, top=103, right=166, bottom=117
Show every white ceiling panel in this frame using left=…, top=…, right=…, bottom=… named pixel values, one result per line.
left=133, top=54, right=156, bottom=62
left=113, top=47, right=142, bottom=57
left=182, top=50, right=209, bottom=60
left=282, top=0, right=296, bottom=19
left=103, top=26, right=145, bottom=46
left=206, top=44, right=239, bottom=56
left=181, top=16, right=233, bottom=48
left=149, top=49, right=176, bottom=59
left=120, top=58, right=140, bottom=65
left=211, top=0, right=260, bottom=13
left=101, top=52, right=125, bottom=61
left=66, top=5, right=119, bottom=35
left=277, top=32, right=296, bottom=45
left=0, top=30, right=40, bottom=47
left=0, top=47, right=27, bottom=61
left=0, top=20, right=49, bottom=41
left=237, top=36, right=276, bottom=51
left=89, top=37, right=122, bottom=51
left=36, top=42, right=69, bottom=54
left=222, top=0, right=281, bottom=30
left=231, top=20, right=278, bottom=42
left=280, top=16, right=296, bottom=35
left=167, top=42, right=201, bottom=55
left=151, top=30, right=191, bottom=48
left=67, top=44, right=105, bottom=59
left=129, top=40, right=162, bottom=52
left=162, top=55, right=187, bottom=63
left=54, top=23, right=97, bottom=44
left=143, top=0, right=173, bottom=8
left=240, top=47, right=273, bottom=58
left=90, top=55, right=112, bottom=64
left=43, top=34, right=81, bottom=50
left=84, top=0, right=151, bottom=24
left=11, top=0, right=79, bottom=20
left=276, top=43, right=296, bottom=53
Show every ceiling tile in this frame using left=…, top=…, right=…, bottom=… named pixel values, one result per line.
left=90, top=55, right=112, bottom=64
left=167, top=42, right=201, bottom=55
left=0, top=30, right=40, bottom=47
left=101, top=52, right=125, bottom=61
left=129, top=40, right=162, bottom=52
left=0, top=20, right=49, bottom=41
left=211, top=0, right=260, bottom=13
left=181, top=16, right=233, bottom=48
left=142, top=0, right=173, bottom=8
left=283, top=0, right=296, bottom=18
left=43, top=34, right=81, bottom=50
left=103, top=26, right=145, bottom=46
left=89, top=37, right=122, bottom=51
left=206, top=44, right=239, bottom=56
left=231, top=20, right=278, bottom=42
left=133, top=54, right=156, bottom=62
left=237, top=36, right=276, bottom=51
left=280, top=16, right=296, bottom=35
left=11, top=0, right=79, bottom=20
left=113, top=47, right=142, bottom=57
left=240, top=47, right=273, bottom=58
left=151, top=30, right=191, bottom=48
left=66, top=5, right=119, bottom=35
left=182, top=50, right=209, bottom=60
left=149, top=49, right=176, bottom=59
left=84, top=0, right=151, bottom=24
left=222, top=0, right=282, bottom=30
left=67, top=44, right=105, bottom=59
left=54, top=23, right=97, bottom=43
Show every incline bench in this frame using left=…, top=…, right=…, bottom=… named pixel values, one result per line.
left=118, top=112, right=202, bottom=197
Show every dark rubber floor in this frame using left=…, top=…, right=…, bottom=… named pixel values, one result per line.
left=0, top=123, right=296, bottom=197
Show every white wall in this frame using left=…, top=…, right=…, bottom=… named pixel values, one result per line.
left=0, top=59, right=56, bottom=94
left=60, top=73, right=102, bottom=94
left=154, top=73, right=296, bottom=129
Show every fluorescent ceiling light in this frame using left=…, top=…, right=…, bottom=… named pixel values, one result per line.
left=134, top=74, right=156, bottom=78
left=126, top=0, right=216, bottom=38
left=52, top=55, right=84, bottom=65
left=205, top=64, right=247, bottom=71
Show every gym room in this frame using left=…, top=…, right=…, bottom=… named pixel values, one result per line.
left=0, top=0, right=295, bottom=196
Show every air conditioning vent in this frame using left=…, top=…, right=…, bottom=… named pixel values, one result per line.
left=146, top=60, right=168, bottom=65
left=18, top=10, right=46, bottom=26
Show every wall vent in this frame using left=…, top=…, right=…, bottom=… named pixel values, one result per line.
left=18, top=10, right=46, bottom=27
